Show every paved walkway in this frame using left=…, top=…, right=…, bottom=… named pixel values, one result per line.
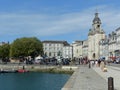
left=62, top=65, right=107, bottom=90
left=93, top=65, right=120, bottom=90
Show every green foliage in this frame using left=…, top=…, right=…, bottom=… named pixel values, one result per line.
left=0, top=44, right=10, bottom=59
left=10, top=37, right=43, bottom=58
left=29, top=68, right=74, bottom=74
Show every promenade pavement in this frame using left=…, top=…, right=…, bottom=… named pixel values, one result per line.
left=93, top=65, right=120, bottom=90
left=62, top=65, right=107, bottom=90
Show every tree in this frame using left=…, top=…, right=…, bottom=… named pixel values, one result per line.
left=0, top=44, right=10, bottom=62
left=10, top=37, right=43, bottom=58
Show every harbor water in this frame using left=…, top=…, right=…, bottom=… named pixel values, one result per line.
left=0, top=72, right=70, bottom=90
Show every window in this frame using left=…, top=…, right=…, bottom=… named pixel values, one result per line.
left=97, top=25, right=100, bottom=28
left=45, top=48, right=47, bottom=50
left=44, top=52, right=47, bottom=57
left=49, top=43, right=51, bottom=46
left=76, top=49, right=78, bottom=53
left=49, top=52, right=51, bottom=56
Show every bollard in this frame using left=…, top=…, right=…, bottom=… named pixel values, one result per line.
left=108, top=77, right=114, bottom=90
left=89, top=62, right=91, bottom=68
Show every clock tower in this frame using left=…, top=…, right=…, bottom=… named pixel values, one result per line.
left=88, top=12, right=105, bottom=60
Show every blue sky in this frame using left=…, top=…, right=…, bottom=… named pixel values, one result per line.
left=0, top=0, right=120, bottom=43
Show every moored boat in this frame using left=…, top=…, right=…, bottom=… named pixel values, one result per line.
left=0, top=69, right=29, bottom=73
left=17, top=69, right=29, bottom=73
left=0, top=69, right=18, bottom=73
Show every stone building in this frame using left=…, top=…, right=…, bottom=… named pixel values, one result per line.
left=42, top=40, right=72, bottom=59
left=82, top=40, right=88, bottom=59
left=99, top=37, right=109, bottom=60
left=88, top=12, right=105, bottom=60
left=115, top=27, right=120, bottom=58
left=72, top=41, right=83, bottom=59
left=108, top=31, right=117, bottom=61
left=63, top=45, right=73, bottom=59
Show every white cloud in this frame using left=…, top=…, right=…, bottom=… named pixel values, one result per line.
left=0, top=5, right=120, bottom=40
left=0, top=12, right=90, bottom=37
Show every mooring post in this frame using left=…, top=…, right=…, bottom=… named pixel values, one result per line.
left=88, top=61, right=91, bottom=68
left=108, top=77, right=114, bottom=90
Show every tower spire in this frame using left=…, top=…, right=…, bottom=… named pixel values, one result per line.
left=95, top=9, right=99, bottom=18
left=93, top=10, right=101, bottom=24
left=95, top=8, right=98, bottom=14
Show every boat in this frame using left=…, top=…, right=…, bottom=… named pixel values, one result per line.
left=17, top=69, right=29, bottom=73
left=0, top=69, right=29, bottom=73
left=0, top=69, right=18, bottom=73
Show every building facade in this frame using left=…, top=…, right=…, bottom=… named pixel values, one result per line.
left=88, top=12, right=106, bottom=60
left=108, top=31, right=117, bottom=61
left=63, top=45, right=73, bottom=59
left=99, top=37, right=109, bottom=60
left=0, top=42, right=9, bottom=46
left=42, top=12, right=120, bottom=62
left=115, top=27, right=120, bottom=58
left=72, top=41, right=83, bottom=58
left=42, top=40, right=72, bottom=59
left=82, top=40, right=88, bottom=59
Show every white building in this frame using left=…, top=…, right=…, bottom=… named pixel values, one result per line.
left=88, top=12, right=106, bottom=60
left=42, top=40, right=72, bottom=59
left=0, top=42, right=9, bottom=46
left=115, top=27, right=120, bottom=57
left=99, top=37, right=109, bottom=60
left=72, top=41, right=83, bottom=58
left=82, top=40, right=88, bottom=59
left=63, top=45, right=73, bottom=59
left=108, top=31, right=117, bottom=61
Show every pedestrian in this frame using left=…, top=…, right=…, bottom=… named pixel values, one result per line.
left=100, top=60, right=105, bottom=71
left=88, top=60, right=91, bottom=68
left=98, top=59, right=101, bottom=67
left=95, top=60, right=98, bottom=67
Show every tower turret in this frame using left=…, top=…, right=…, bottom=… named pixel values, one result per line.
left=93, top=12, right=101, bottom=24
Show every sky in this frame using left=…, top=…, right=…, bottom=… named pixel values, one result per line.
left=0, top=0, right=120, bottom=43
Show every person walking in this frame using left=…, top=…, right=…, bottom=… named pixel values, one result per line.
left=100, top=60, right=105, bottom=71
left=95, top=60, right=98, bottom=67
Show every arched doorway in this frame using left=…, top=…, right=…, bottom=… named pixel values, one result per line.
left=93, top=53, right=96, bottom=59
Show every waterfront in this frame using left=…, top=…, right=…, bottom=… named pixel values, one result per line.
left=0, top=72, right=70, bottom=90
